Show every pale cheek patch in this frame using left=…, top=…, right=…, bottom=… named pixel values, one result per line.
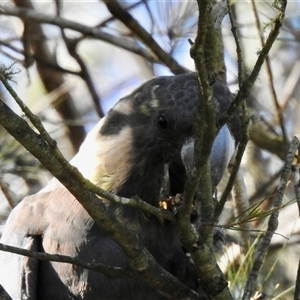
left=71, top=124, right=133, bottom=194
left=112, top=97, right=133, bottom=116
left=93, top=129, right=133, bottom=193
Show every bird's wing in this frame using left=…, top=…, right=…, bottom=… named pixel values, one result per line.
left=0, top=184, right=92, bottom=299
left=0, top=185, right=107, bottom=299
left=0, top=193, right=48, bottom=300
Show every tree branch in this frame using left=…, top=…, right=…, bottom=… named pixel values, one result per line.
left=226, top=0, right=244, bottom=86
left=13, top=0, right=86, bottom=152
left=242, top=135, right=299, bottom=300
left=292, top=158, right=300, bottom=300
left=0, top=4, right=158, bottom=64
left=178, top=1, right=233, bottom=299
left=218, top=0, right=287, bottom=129
left=0, top=39, right=81, bottom=75
left=250, top=0, right=288, bottom=141
left=249, top=116, right=290, bottom=160
left=102, top=0, right=188, bottom=75
left=0, top=177, right=15, bottom=209
left=55, top=0, right=104, bottom=118
left=0, top=242, right=127, bottom=278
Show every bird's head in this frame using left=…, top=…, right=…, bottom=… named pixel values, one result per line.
left=71, top=74, right=239, bottom=208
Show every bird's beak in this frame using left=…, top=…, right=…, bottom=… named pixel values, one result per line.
left=181, top=125, right=235, bottom=188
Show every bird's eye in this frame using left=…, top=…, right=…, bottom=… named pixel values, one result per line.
left=158, top=114, right=168, bottom=129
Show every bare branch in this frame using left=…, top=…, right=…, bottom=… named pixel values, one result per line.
left=291, top=160, right=300, bottom=299
left=0, top=178, right=15, bottom=209
left=0, top=4, right=158, bottom=64
left=292, top=164, right=300, bottom=214
left=179, top=1, right=233, bottom=299
left=12, top=0, right=86, bottom=151
left=294, top=258, right=300, bottom=300
left=226, top=0, right=244, bottom=86
left=0, top=242, right=127, bottom=278
left=54, top=0, right=104, bottom=118
left=250, top=0, right=287, bottom=141
left=102, top=0, right=188, bottom=75
left=242, top=135, right=299, bottom=300
left=218, top=0, right=287, bottom=129
left=230, top=164, right=252, bottom=247
left=0, top=40, right=81, bottom=75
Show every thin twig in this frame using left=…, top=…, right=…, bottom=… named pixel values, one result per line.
left=177, top=2, right=233, bottom=299
left=242, top=136, right=299, bottom=300
left=231, top=167, right=252, bottom=246
left=218, top=0, right=287, bottom=128
left=179, top=0, right=213, bottom=244
left=0, top=177, right=15, bottom=208
left=291, top=161, right=300, bottom=300
left=177, top=0, right=213, bottom=247
left=250, top=0, right=288, bottom=141
left=294, top=258, right=300, bottom=300
left=0, top=5, right=158, bottom=64
left=280, top=60, right=300, bottom=110
left=0, top=242, right=127, bottom=278
left=226, top=0, right=244, bottom=86
left=55, top=0, right=104, bottom=118
left=98, top=1, right=143, bottom=28
left=13, top=0, right=87, bottom=152
left=0, top=40, right=81, bottom=75
left=291, top=164, right=300, bottom=215
left=102, top=0, right=188, bottom=75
